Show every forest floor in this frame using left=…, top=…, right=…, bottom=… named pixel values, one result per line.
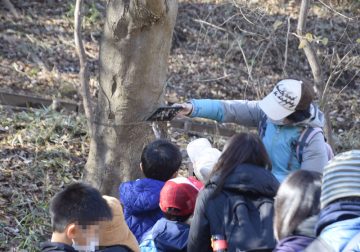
left=0, top=0, right=359, bottom=250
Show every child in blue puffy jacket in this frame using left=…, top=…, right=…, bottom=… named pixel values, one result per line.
left=119, top=139, right=182, bottom=242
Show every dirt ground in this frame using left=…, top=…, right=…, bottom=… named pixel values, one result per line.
left=0, top=0, right=359, bottom=250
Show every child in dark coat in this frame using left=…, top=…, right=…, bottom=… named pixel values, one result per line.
left=40, top=183, right=112, bottom=252
left=139, top=177, right=203, bottom=252
left=119, top=140, right=182, bottom=242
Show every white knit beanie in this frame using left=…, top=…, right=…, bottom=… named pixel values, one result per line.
left=321, top=150, right=360, bottom=209
left=187, top=138, right=221, bottom=183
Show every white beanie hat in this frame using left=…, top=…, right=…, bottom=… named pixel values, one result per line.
left=321, top=150, right=360, bottom=209
left=187, top=138, right=221, bottom=183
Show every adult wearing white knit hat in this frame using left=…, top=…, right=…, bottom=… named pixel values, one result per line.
left=305, top=150, right=360, bottom=252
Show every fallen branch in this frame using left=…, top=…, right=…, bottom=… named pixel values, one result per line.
left=74, top=0, right=94, bottom=137
left=2, top=0, right=19, bottom=18
left=317, top=0, right=354, bottom=20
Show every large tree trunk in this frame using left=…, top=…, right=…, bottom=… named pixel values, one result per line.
left=84, top=0, right=178, bottom=196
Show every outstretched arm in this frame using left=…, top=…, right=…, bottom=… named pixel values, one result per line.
left=176, top=99, right=264, bottom=127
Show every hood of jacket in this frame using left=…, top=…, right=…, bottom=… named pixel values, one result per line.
left=319, top=217, right=360, bottom=252
left=119, top=178, right=165, bottom=215
left=294, top=104, right=325, bottom=128
left=293, top=215, right=318, bottom=238
left=141, top=218, right=189, bottom=251
left=316, top=201, right=360, bottom=235
left=40, top=242, right=76, bottom=252
left=209, top=163, right=279, bottom=198
left=315, top=201, right=360, bottom=252
left=274, top=235, right=314, bottom=252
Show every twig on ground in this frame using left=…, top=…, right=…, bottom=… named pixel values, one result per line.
left=194, top=19, right=227, bottom=33
left=317, top=0, right=354, bottom=20
left=231, top=0, right=255, bottom=25
left=2, top=0, right=19, bottom=18
left=197, top=74, right=233, bottom=82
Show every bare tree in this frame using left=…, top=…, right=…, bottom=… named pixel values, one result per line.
left=83, top=0, right=178, bottom=195
left=296, top=0, right=334, bottom=149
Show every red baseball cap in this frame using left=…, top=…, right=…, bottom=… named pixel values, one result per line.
left=159, top=177, right=203, bottom=216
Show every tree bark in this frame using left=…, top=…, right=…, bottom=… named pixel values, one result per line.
left=84, top=0, right=178, bottom=196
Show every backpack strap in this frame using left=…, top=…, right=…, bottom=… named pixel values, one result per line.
left=258, top=114, right=268, bottom=139
left=296, top=127, right=323, bottom=163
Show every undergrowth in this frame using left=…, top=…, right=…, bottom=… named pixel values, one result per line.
left=0, top=107, right=89, bottom=251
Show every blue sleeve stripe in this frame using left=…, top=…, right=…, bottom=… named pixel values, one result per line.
left=190, top=99, right=224, bottom=122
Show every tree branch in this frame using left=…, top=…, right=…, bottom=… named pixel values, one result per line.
left=296, top=0, right=334, bottom=150
left=74, top=0, right=94, bottom=137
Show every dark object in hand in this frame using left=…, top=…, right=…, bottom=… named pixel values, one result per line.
left=146, top=106, right=183, bottom=121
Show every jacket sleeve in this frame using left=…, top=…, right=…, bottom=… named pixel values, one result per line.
left=300, top=132, right=328, bottom=173
left=187, top=189, right=213, bottom=252
left=189, top=99, right=264, bottom=127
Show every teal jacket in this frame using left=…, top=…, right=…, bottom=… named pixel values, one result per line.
left=189, top=99, right=328, bottom=182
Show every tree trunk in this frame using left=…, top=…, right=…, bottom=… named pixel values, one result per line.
left=84, top=0, right=178, bottom=196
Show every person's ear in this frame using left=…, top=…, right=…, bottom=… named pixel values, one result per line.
left=140, top=162, right=143, bottom=172
left=66, top=223, right=77, bottom=240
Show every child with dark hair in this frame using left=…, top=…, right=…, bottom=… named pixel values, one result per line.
left=188, top=133, right=279, bottom=252
left=40, top=183, right=112, bottom=252
left=119, top=139, right=182, bottom=242
left=273, top=170, right=322, bottom=252
left=139, top=177, right=203, bottom=251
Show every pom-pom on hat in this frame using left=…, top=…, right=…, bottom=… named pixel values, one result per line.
left=159, top=177, right=203, bottom=217
left=320, top=150, right=360, bottom=209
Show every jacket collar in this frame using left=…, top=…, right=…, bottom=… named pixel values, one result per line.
left=208, top=163, right=279, bottom=198
left=40, top=242, right=77, bottom=252
left=316, top=201, right=360, bottom=235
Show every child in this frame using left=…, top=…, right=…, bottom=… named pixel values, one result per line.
left=305, top=150, right=360, bottom=251
left=119, top=139, right=182, bottom=242
left=40, top=183, right=112, bottom=252
left=140, top=177, right=203, bottom=251
left=97, top=196, right=139, bottom=252
left=273, top=170, right=322, bottom=252
left=187, top=138, right=221, bottom=183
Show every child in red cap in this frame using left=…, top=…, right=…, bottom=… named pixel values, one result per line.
left=139, top=177, right=203, bottom=251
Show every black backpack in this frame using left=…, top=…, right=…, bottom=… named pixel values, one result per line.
left=208, top=190, right=276, bottom=252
